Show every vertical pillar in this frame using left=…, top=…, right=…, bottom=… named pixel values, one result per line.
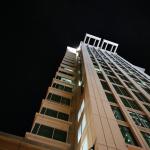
left=110, top=45, right=114, bottom=52
left=97, top=40, right=101, bottom=48
left=88, top=37, right=91, bottom=44
left=83, top=35, right=87, bottom=43
left=114, top=46, right=118, bottom=53
left=93, top=40, right=96, bottom=47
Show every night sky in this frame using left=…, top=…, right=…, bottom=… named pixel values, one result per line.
left=1, top=0, right=150, bottom=137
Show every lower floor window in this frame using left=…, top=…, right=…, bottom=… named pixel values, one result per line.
left=141, top=131, right=150, bottom=147
left=119, top=125, right=138, bottom=146
left=32, top=123, right=67, bottom=142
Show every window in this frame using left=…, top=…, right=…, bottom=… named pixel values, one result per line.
left=45, top=108, right=58, bottom=118
left=32, top=123, right=67, bottom=142
left=32, top=123, right=40, bottom=134
left=132, top=91, right=150, bottom=104
left=105, top=92, right=116, bottom=103
left=101, top=81, right=110, bottom=91
left=119, top=125, right=138, bottom=146
left=111, top=106, right=125, bottom=121
left=120, top=97, right=141, bottom=111
left=143, top=87, right=150, bottom=95
left=41, top=107, right=69, bottom=121
left=114, top=69, right=122, bottom=74
left=144, top=104, right=150, bottom=112
left=77, top=114, right=86, bottom=142
left=58, top=112, right=69, bottom=121
left=59, top=70, right=73, bottom=76
left=47, top=93, right=71, bottom=106
left=97, top=72, right=105, bottom=80
left=53, top=129, right=67, bottom=142
left=124, top=82, right=136, bottom=90
left=61, top=97, right=71, bottom=106
left=118, top=75, right=129, bottom=81
left=52, top=83, right=72, bottom=93
left=38, top=125, right=53, bottom=138
left=141, top=131, right=150, bottom=147
left=129, top=111, right=150, bottom=128
left=108, top=76, right=122, bottom=85
left=56, top=76, right=72, bottom=84
left=64, top=67, right=73, bottom=72
left=113, top=85, right=131, bottom=97
left=101, top=65, right=110, bottom=70
left=104, top=69, right=115, bottom=76
left=61, top=63, right=74, bottom=68
left=80, top=136, right=88, bottom=150
left=78, top=125, right=82, bottom=142
left=78, top=100, right=85, bottom=121
left=64, top=86, right=72, bottom=92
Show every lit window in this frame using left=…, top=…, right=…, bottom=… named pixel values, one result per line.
left=82, top=114, right=86, bottom=131
left=64, top=68, right=73, bottom=72
left=77, top=114, right=87, bottom=142
left=78, top=125, right=82, bottom=142
left=80, top=136, right=88, bottom=150
left=77, top=100, right=85, bottom=121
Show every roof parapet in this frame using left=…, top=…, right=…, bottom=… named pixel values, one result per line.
left=83, top=33, right=119, bottom=53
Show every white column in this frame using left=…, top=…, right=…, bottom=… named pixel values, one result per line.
left=110, top=45, right=114, bottom=52
left=93, top=40, right=96, bottom=47
left=88, top=37, right=90, bottom=44
left=114, top=46, right=118, bottom=53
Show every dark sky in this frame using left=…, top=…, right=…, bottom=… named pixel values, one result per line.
left=1, top=0, right=150, bottom=137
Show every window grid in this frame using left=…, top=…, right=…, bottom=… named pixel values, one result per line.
left=47, top=93, right=71, bottom=106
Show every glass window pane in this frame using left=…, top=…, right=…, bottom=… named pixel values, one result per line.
left=53, top=129, right=67, bottom=142
left=119, top=125, right=138, bottom=146
left=81, top=114, right=86, bottom=132
left=111, top=106, right=125, bottom=121
left=78, top=125, right=81, bottom=142
left=47, top=93, right=52, bottom=100
left=132, top=91, right=150, bottom=104
left=113, top=85, right=122, bottom=95
left=56, top=84, right=64, bottom=90
left=81, top=136, right=88, bottom=150
left=105, top=92, right=116, bottom=103
left=141, top=131, right=150, bottom=147
left=38, top=125, right=54, bottom=138
left=45, top=108, right=58, bottom=118
left=120, top=87, right=131, bottom=97
left=97, top=72, right=105, bottom=80
left=144, top=104, right=150, bottom=112
left=58, top=112, right=69, bottom=121
left=101, top=81, right=110, bottom=91
left=64, top=86, right=72, bottom=92
left=32, top=123, right=40, bottom=134
left=120, top=97, right=131, bottom=108
left=61, top=97, right=70, bottom=106
left=51, top=94, right=61, bottom=103
left=41, top=107, right=46, bottom=114
left=130, top=100, right=141, bottom=110
left=129, top=112, right=150, bottom=128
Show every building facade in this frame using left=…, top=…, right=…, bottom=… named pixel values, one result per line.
left=25, top=34, right=150, bottom=150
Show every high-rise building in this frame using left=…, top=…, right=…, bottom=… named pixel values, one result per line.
left=1, top=33, right=150, bottom=150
